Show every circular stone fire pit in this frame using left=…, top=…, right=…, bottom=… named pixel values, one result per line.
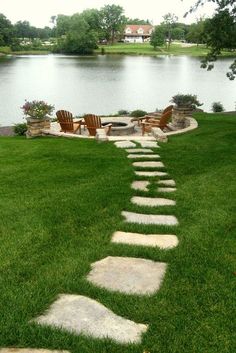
left=102, top=119, right=135, bottom=136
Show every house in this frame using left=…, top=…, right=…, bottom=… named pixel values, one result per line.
left=124, top=25, right=154, bottom=43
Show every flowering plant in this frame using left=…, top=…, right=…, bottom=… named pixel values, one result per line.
left=21, top=100, right=54, bottom=119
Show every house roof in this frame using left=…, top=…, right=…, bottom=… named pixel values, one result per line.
left=124, top=25, right=153, bottom=36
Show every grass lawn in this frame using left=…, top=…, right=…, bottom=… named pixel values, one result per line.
left=0, top=113, right=235, bottom=353
left=96, top=42, right=236, bottom=58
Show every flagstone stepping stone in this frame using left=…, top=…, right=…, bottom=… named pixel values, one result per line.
left=131, top=196, right=176, bottom=207
left=114, top=141, right=136, bottom=148
left=135, top=171, right=168, bottom=177
left=133, top=161, right=164, bottom=168
left=122, top=211, right=179, bottom=226
left=125, top=148, right=153, bottom=153
left=0, top=350, right=69, bottom=353
left=128, top=154, right=160, bottom=159
left=158, top=179, right=176, bottom=186
left=87, top=256, right=167, bottom=295
left=138, top=141, right=159, bottom=148
left=33, top=294, right=147, bottom=344
left=158, top=187, right=177, bottom=193
left=112, top=231, right=178, bottom=249
left=131, top=181, right=150, bottom=191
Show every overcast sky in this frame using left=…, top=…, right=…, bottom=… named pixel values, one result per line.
left=1, top=0, right=216, bottom=27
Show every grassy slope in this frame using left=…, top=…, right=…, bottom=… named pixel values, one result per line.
left=0, top=113, right=235, bottom=353
left=96, top=43, right=236, bottom=57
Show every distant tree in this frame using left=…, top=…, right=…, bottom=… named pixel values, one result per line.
left=0, top=13, right=15, bottom=46
left=150, top=26, right=165, bottom=50
left=56, top=13, right=98, bottom=54
left=126, top=18, right=151, bottom=25
left=185, top=0, right=236, bottom=79
left=161, top=13, right=178, bottom=49
left=186, top=18, right=209, bottom=44
left=100, top=5, right=126, bottom=44
left=56, top=15, right=71, bottom=36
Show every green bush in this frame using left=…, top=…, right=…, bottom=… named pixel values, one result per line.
left=129, top=109, right=147, bottom=117
left=118, top=109, right=130, bottom=115
left=171, top=93, right=203, bottom=109
left=212, top=102, right=224, bottom=112
left=14, top=123, right=27, bottom=136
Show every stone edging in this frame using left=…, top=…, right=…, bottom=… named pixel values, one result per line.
left=165, top=117, right=198, bottom=136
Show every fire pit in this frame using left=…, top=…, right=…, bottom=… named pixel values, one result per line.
left=102, top=120, right=135, bottom=136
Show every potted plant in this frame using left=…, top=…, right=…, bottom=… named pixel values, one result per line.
left=170, top=94, right=203, bottom=129
left=21, top=100, right=54, bottom=137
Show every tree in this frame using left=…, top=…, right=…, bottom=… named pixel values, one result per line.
left=126, top=18, right=151, bottom=25
left=161, top=13, right=178, bottom=49
left=185, top=0, right=236, bottom=79
left=0, top=13, right=15, bottom=46
left=186, top=18, right=209, bottom=44
left=150, top=26, right=165, bottom=50
left=100, top=5, right=126, bottom=44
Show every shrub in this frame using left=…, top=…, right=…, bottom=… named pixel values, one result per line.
left=118, top=109, right=130, bottom=115
left=14, top=123, right=27, bottom=136
left=129, top=109, right=147, bottom=117
left=171, top=94, right=203, bottom=109
left=212, top=102, right=224, bottom=112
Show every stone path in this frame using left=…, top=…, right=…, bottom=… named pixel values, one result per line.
left=29, top=139, right=179, bottom=347
left=158, top=179, right=176, bottom=186
left=128, top=154, right=160, bottom=159
left=131, top=196, right=176, bottom=207
left=133, top=161, right=165, bottom=168
left=34, top=294, right=147, bottom=344
left=135, top=171, right=168, bottom=177
left=112, top=231, right=178, bottom=249
left=131, top=180, right=150, bottom=191
left=122, top=211, right=179, bottom=225
left=87, top=257, right=167, bottom=295
left=158, top=187, right=177, bottom=193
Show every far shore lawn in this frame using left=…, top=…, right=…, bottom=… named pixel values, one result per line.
left=0, top=113, right=235, bottom=353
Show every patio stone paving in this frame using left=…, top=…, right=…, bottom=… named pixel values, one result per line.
left=133, top=161, right=164, bottom=168
left=131, top=181, right=150, bottom=191
left=135, top=171, right=168, bottom=177
left=114, top=141, right=136, bottom=148
left=125, top=149, right=153, bottom=153
left=158, top=187, right=177, bottom=193
left=128, top=154, right=160, bottom=159
left=158, top=180, right=176, bottom=186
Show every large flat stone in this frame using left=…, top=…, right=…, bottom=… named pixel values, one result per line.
left=114, top=141, right=136, bottom=148
left=131, top=196, right=176, bottom=207
left=122, top=211, right=179, bottom=226
left=158, top=180, right=176, bottom=186
left=128, top=154, right=160, bottom=159
left=0, top=350, right=69, bottom=353
left=135, top=171, right=168, bottom=177
left=87, top=257, right=167, bottom=295
left=34, top=294, right=147, bottom=344
left=133, top=161, right=164, bottom=168
left=158, top=187, right=177, bottom=193
left=131, top=181, right=150, bottom=191
left=138, top=141, right=159, bottom=148
left=125, top=149, right=153, bottom=153
left=112, top=231, right=179, bottom=249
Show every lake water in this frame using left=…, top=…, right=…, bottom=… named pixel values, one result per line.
left=0, top=54, right=235, bottom=126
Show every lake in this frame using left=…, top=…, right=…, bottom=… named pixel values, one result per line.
left=0, top=54, right=235, bottom=126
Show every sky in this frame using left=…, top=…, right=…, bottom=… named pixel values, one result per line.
left=0, top=0, right=216, bottom=27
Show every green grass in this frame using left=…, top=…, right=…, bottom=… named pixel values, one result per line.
left=0, top=113, right=235, bottom=353
left=96, top=42, right=236, bottom=58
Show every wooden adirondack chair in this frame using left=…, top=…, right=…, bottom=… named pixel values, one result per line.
left=83, top=114, right=112, bottom=136
left=132, top=105, right=173, bottom=125
left=56, top=110, right=83, bottom=134
left=141, top=110, right=172, bottom=135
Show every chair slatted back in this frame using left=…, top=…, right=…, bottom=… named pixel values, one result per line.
left=84, top=114, right=102, bottom=136
left=159, top=110, right=172, bottom=129
left=56, top=110, right=74, bottom=132
left=163, top=105, right=173, bottom=114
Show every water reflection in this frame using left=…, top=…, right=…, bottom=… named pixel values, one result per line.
left=0, top=55, right=235, bottom=125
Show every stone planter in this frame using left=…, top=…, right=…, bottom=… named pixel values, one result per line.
left=26, top=117, right=51, bottom=138
left=172, top=105, right=193, bottom=129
